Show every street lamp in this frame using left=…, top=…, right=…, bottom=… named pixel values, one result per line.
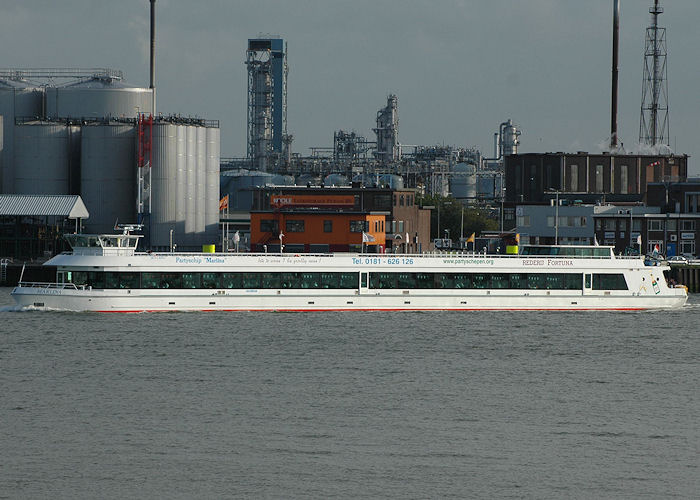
left=438, top=201, right=452, bottom=243
left=279, top=232, right=284, bottom=255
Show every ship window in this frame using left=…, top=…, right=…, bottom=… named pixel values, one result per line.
left=414, top=273, right=434, bottom=289
left=509, top=274, right=528, bottom=289
left=242, top=274, right=261, bottom=288
left=491, top=274, right=509, bottom=289
left=69, top=271, right=87, bottom=286
left=260, top=272, right=281, bottom=288
left=119, top=272, right=140, bottom=289
left=319, top=273, right=338, bottom=289
left=527, top=274, right=547, bottom=289
left=182, top=273, right=201, bottom=289
left=104, top=272, right=119, bottom=289
left=372, top=272, right=392, bottom=289
left=141, top=272, right=159, bottom=289
left=87, top=272, right=104, bottom=289
left=300, top=273, right=320, bottom=288
left=472, top=274, right=488, bottom=289
left=202, top=273, right=219, bottom=289
left=162, top=273, right=183, bottom=289
left=339, top=273, right=358, bottom=289
left=221, top=273, right=244, bottom=289
left=592, top=273, right=628, bottom=290
left=280, top=272, right=301, bottom=288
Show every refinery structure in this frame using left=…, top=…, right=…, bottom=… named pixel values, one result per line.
left=225, top=36, right=517, bottom=206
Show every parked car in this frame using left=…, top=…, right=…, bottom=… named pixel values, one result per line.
left=667, top=255, right=688, bottom=264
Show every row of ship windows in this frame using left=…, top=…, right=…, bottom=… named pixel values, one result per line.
left=64, top=271, right=628, bottom=291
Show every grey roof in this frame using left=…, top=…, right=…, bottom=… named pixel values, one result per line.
left=0, top=195, right=89, bottom=218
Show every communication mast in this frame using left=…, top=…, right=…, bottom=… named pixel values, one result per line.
left=639, top=0, right=670, bottom=147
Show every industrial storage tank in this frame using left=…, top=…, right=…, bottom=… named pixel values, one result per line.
left=80, top=123, right=136, bottom=233
left=205, top=127, right=220, bottom=245
left=296, top=174, right=320, bottom=186
left=220, top=170, right=275, bottom=212
left=450, top=162, right=477, bottom=201
left=270, top=174, right=294, bottom=186
left=378, top=174, right=404, bottom=189
left=45, top=77, right=153, bottom=120
left=0, top=79, right=43, bottom=192
left=323, top=174, right=348, bottom=186
left=150, top=120, right=220, bottom=251
left=13, top=122, right=78, bottom=195
left=151, top=123, right=179, bottom=250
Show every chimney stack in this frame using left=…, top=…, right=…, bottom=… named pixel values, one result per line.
left=150, top=0, right=156, bottom=116
left=610, top=0, right=620, bottom=149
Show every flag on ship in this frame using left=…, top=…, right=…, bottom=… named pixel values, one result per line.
left=637, top=234, right=642, bottom=247
left=362, top=232, right=375, bottom=243
left=233, top=230, right=240, bottom=243
left=594, top=235, right=600, bottom=246
left=466, top=233, right=475, bottom=243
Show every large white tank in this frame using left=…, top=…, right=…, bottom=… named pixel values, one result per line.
left=205, top=127, right=220, bottom=244
left=184, top=126, right=197, bottom=240
left=45, top=77, right=153, bottom=119
left=151, top=123, right=179, bottom=250
left=450, top=163, right=477, bottom=200
left=150, top=121, right=220, bottom=250
left=80, top=124, right=136, bottom=233
left=195, top=127, right=206, bottom=235
left=13, top=122, right=75, bottom=194
left=0, top=80, right=43, bottom=192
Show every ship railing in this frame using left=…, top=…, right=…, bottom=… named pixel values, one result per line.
left=17, top=281, right=86, bottom=290
left=128, top=250, right=641, bottom=260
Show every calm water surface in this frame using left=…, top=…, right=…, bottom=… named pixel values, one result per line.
left=1, top=288, right=698, bottom=499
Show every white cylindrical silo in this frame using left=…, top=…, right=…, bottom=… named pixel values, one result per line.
left=14, top=123, right=71, bottom=194
left=175, top=125, right=187, bottom=226
left=451, top=163, right=477, bottom=201
left=80, top=124, right=136, bottom=233
left=195, top=126, right=206, bottom=234
left=185, top=126, right=197, bottom=242
left=0, top=81, right=44, bottom=192
left=150, top=123, right=178, bottom=249
left=205, top=126, right=220, bottom=244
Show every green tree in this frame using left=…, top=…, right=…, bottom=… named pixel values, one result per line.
left=418, top=195, right=498, bottom=241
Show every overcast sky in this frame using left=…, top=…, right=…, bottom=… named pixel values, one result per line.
left=2, top=0, right=699, bottom=173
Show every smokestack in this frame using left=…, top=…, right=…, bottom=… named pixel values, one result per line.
left=150, top=0, right=156, bottom=116
left=610, top=0, right=620, bottom=149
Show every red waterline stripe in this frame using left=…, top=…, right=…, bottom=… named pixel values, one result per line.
left=95, top=307, right=645, bottom=313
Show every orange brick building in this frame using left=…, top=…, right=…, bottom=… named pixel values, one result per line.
left=249, top=187, right=430, bottom=253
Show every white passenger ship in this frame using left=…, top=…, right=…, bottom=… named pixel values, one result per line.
left=11, top=232, right=688, bottom=312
